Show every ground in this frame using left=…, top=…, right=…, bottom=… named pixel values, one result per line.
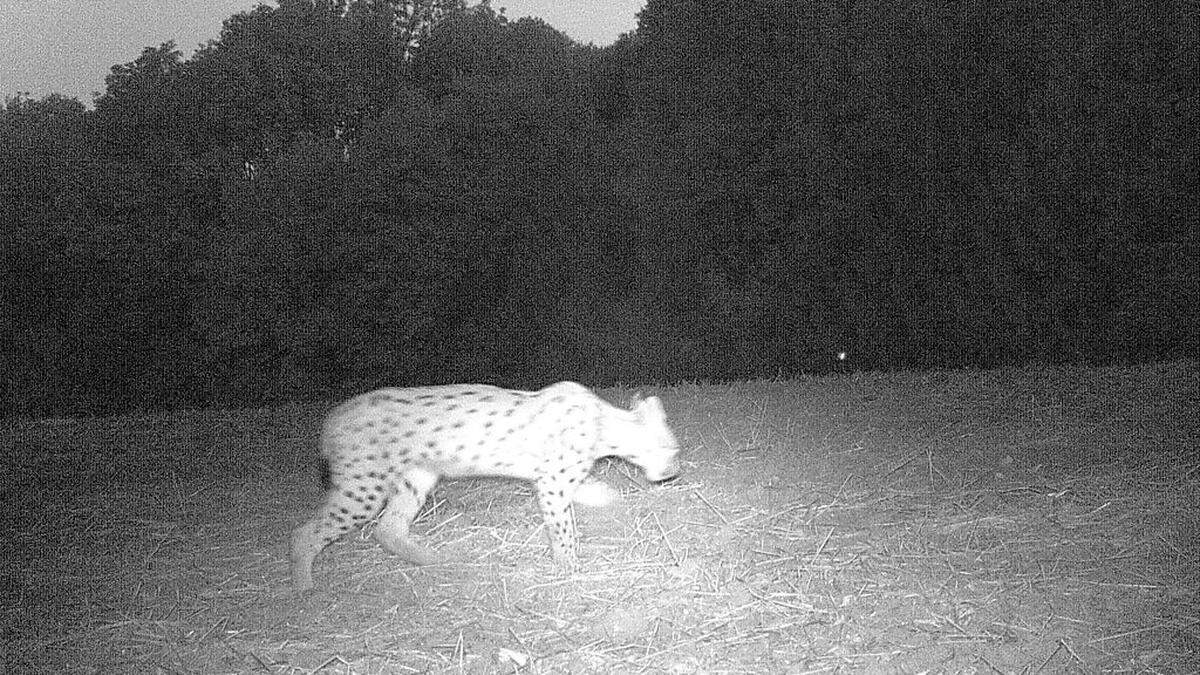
left=3, top=362, right=1197, bottom=673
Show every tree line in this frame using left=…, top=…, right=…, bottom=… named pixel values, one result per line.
left=3, top=0, right=1196, bottom=416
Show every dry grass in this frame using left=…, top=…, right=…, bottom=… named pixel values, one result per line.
left=3, top=361, right=1197, bottom=673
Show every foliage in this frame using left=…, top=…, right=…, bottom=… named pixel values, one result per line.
left=3, top=0, right=1196, bottom=415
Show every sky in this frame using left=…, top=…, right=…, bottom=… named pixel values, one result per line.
left=0, top=0, right=644, bottom=104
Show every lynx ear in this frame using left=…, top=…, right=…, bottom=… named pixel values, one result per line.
left=632, top=394, right=664, bottom=419
left=643, top=395, right=663, bottom=415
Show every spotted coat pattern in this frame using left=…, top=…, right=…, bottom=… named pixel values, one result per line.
left=290, top=381, right=681, bottom=591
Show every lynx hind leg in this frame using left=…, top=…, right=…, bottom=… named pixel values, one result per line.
left=290, top=474, right=391, bottom=592
left=372, top=468, right=444, bottom=565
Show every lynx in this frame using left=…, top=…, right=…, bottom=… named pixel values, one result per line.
left=290, top=381, right=681, bottom=591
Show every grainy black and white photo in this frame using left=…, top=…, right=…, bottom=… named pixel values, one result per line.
left=3, top=0, right=1196, bottom=671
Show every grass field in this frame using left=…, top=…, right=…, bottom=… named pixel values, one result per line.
left=3, top=362, right=1197, bottom=673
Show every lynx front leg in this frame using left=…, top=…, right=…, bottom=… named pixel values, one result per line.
left=535, top=462, right=592, bottom=570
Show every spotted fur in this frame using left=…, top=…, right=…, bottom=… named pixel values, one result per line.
left=290, top=381, right=681, bottom=591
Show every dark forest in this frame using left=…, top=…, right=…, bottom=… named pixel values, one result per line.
left=3, top=0, right=1196, bottom=416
